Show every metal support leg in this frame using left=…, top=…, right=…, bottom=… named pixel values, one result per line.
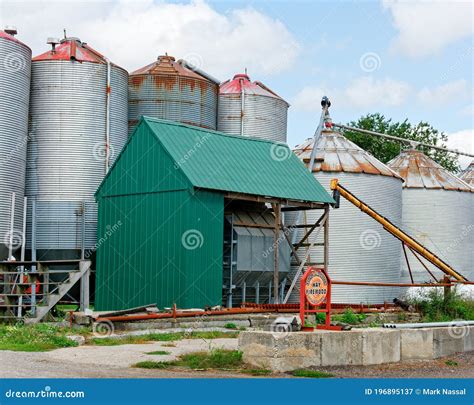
left=79, top=261, right=90, bottom=311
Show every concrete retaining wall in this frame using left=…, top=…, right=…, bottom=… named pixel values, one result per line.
left=239, top=326, right=474, bottom=372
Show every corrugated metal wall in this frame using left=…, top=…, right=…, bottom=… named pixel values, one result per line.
left=217, top=94, right=288, bottom=143
left=26, top=60, right=128, bottom=253
left=400, top=189, right=474, bottom=283
left=0, top=34, right=31, bottom=259
left=95, top=189, right=224, bottom=310
left=288, top=173, right=403, bottom=304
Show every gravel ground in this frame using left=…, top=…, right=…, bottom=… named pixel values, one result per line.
left=1, top=337, right=472, bottom=379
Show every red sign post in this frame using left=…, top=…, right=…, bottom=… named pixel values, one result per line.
left=299, top=266, right=342, bottom=331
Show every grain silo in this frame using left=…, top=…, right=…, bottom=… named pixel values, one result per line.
left=26, top=36, right=128, bottom=259
left=388, top=150, right=474, bottom=282
left=0, top=27, right=31, bottom=259
left=128, top=55, right=219, bottom=133
left=288, top=118, right=403, bottom=304
left=460, top=161, right=474, bottom=187
left=218, top=73, right=289, bottom=143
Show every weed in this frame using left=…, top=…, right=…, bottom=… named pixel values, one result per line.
left=292, top=369, right=334, bottom=378
left=132, top=349, right=243, bottom=371
left=146, top=350, right=171, bottom=355
left=224, top=323, right=237, bottom=329
left=0, top=324, right=78, bottom=352
left=332, top=309, right=367, bottom=325
left=409, top=289, right=474, bottom=322
left=133, top=361, right=176, bottom=369
left=445, top=360, right=459, bottom=367
left=179, top=349, right=243, bottom=370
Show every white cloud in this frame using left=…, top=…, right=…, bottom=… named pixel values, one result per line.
left=0, top=0, right=300, bottom=78
left=383, top=0, right=474, bottom=58
left=446, top=129, right=474, bottom=169
left=292, top=76, right=411, bottom=112
left=417, top=79, right=470, bottom=106
left=459, top=104, right=474, bottom=117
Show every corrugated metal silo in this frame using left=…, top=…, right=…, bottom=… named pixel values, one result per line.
left=128, top=55, right=219, bottom=133
left=388, top=150, right=474, bottom=282
left=288, top=123, right=403, bottom=304
left=0, top=28, right=31, bottom=259
left=26, top=37, right=128, bottom=258
left=218, top=73, right=289, bottom=143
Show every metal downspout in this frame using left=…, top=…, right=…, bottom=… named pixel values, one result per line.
left=104, top=57, right=111, bottom=174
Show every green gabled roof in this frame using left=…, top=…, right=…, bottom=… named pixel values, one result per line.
left=97, top=117, right=334, bottom=204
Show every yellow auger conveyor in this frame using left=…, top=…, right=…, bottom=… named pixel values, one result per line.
left=330, top=179, right=468, bottom=282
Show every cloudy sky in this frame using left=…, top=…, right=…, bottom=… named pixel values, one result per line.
left=1, top=0, right=472, bottom=167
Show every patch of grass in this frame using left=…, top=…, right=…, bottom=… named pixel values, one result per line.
left=162, top=342, right=177, bottom=347
left=292, top=369, right=334, bottom=378
left=0, top=324, right=78, bottom=352
left=333, top=309, right=367, bottom=325
left=133, top=361, right=176, bottom=369
left=409, top=289, right=474, bottom=322
left=89, top=331, right=239, bottom=346
left=133, top=349, right=243, bottom=371
left=179, top=349, right=243, bottom=370
left=445, top=360, right=459, bottom=367
left=146, top=350, right=171, bottom=355
left=242, top=369, right=272, bottom=376
left=224, top=323, right=237, bottom=329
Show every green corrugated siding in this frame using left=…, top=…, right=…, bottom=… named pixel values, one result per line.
left=95, top=189, right=223, bottom=310
left=145, top=118, right=334, bottom=203
left=97, top=117, right=334, bottom=204
left=96, top=122, right=191, bottom=199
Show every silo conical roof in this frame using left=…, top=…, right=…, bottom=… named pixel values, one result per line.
left=460, top=161, right=474, bottom=187
left=388, top=150, right=472, bottom=192
left=219, top=73, right=289, bottom=105
left=33, top=37, right=111, bottom=64
left=131, top=54, right=207, bottom=80
left=293, top=128, right=401, bottom=178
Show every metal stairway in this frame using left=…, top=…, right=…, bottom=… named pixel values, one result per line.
left=0, top=259, right=91, bottom=323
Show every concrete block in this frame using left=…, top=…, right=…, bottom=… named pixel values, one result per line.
left=400, top=328, right=434, bottom=360
left=463, top=326, right=474, bottom=352
left=321, top=330, right=363, bottom=366
left=239, top=331, right=277, bottom=363
left=362, top=329, right=400, bottom=365
left=433, top=327, right=465, bottom=358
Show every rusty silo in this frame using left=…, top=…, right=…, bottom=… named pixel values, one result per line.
left=26, top=36, right=128, bottom=259
left=128, top=55, right=219, bottom=133
left=388, top=150, right=474, bottom=283
left=217, top=73, right=289, bottom=143
left=0, top=27, right=31, bottom=259
left=288, top=118, right=403, bottom=304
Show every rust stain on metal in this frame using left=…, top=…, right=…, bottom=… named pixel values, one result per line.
left=388, top=150, right=473, bottom=192
left=460, top=161, right=474, bottom=187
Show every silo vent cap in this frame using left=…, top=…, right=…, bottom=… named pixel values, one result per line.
left=233, top=73, right=250, bottom=81
left=4, top=26, right=17, bottom=36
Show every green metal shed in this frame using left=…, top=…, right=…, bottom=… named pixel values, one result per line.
left=94, top=117, right=334, bottom=311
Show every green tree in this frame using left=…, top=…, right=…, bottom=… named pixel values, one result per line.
left=343, top=113, right=460, bottom=173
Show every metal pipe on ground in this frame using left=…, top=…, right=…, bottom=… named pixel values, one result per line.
left=383, top=320, right=474, bottom=329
